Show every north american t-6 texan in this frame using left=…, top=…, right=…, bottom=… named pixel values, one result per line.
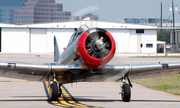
left=0, top=25, right=179, bottom=102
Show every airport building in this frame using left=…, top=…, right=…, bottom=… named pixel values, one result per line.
left=124, top=18, right=173, bottom=26
left=0, top=21, right=161, bottom=53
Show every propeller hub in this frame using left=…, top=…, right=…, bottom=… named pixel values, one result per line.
left=95, top=37, right=104, bottom=50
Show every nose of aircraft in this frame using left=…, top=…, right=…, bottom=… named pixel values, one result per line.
left=76, top=28, right=116, bottom=68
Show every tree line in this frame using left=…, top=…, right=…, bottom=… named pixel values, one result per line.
left=157, top=30, right=170, bottom=44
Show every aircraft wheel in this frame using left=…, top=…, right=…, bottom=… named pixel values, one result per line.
left=50, top=82, right=59, bottom=101
left=121, top=83, right=131, bottom=102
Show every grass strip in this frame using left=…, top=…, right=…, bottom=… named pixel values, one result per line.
left=133, top=74, right=180, bottom=95
left=131, top=56, right=180, bottom=58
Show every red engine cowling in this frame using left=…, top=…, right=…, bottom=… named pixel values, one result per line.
left=76, top=28, right=116, bottom=68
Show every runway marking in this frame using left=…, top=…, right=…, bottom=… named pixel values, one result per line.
left=44, top=81, right=100, bottom=108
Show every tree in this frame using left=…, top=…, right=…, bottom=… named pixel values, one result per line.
left=162, top=30, right=170, bottom=44
left=157, top=30, right=170, bottom=44
left=157, top=32, right=165, bottom=41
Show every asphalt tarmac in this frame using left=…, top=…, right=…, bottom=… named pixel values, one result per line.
left=0, top=53, right=180, bottom=108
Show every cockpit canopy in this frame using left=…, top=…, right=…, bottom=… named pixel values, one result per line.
left=67, top=25, right=89, bottom=47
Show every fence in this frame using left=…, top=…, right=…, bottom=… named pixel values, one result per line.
left=165, top=44, right=180, bottom=53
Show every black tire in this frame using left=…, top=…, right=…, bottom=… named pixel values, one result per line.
left=50, top=83, right=59, bottom=101
left=121, top=83, right=131, bottom=102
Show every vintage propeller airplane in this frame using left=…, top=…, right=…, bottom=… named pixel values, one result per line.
left=0, top=25, right=179, bottom=102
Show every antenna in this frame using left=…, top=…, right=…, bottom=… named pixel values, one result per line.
left=160, top=2, right=162, bottom=34
left=172, top=0, right=175, bottom=44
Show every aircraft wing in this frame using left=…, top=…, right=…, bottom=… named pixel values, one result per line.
left=0, top=62, right=69, bottom=81
left=0, top=61, right=180, bottom=82
left=129, top=62, right=180, bottom=79
left=103, top=62, right=180, bottom=82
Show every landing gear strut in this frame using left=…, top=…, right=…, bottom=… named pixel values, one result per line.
left=120, top=75, right=132, bottom=102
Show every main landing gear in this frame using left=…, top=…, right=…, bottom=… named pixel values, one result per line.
left=120, top=75, right=132, bottom=102
left=49, top=73, right=62, bottom=101
left=50, top=82, right=58, bottom=100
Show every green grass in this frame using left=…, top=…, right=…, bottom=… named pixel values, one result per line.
left=133, top=74, right=180, bottom=95
left=131, top=56, right=180, bottom=58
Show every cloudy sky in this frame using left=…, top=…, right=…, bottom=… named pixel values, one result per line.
left=56, top=0, right=180, bottom=23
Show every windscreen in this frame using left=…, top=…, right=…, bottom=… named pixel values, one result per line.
left=79, top=25, right=89, bottom=32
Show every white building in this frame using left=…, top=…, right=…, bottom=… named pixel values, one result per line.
left=0, top=21, right=159, bottom=53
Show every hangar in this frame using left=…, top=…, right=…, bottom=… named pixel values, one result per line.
left=0, top=21, right=159, bottom=53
